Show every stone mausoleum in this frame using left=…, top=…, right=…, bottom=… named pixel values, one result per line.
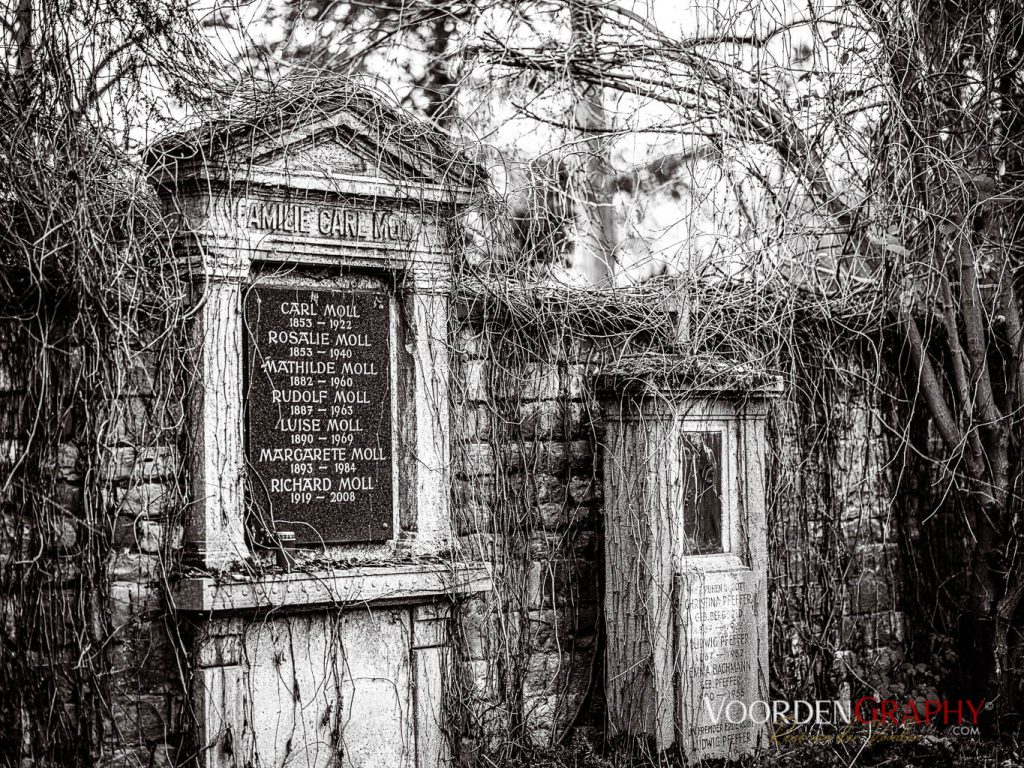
left=0, top=81, right=907, bottom=767
left=149, top=80, right=782, bottom=766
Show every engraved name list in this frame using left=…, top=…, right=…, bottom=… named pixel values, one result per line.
left=244, top=284, right=393, bottom=545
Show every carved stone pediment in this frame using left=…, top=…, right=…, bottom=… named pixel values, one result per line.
left=147, top=80, right=484, bottom=194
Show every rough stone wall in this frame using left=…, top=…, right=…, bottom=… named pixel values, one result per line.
left=0, top=333, right=186, bottom=767
left=453, top=327, right=914, bottom=756
left=101, top=358, right=185, bottom=768
left=769, top=383, right=907, bottom=701
left=2, top=307, right=920, bottom=765
left=451, top=321, right=603, bottom=752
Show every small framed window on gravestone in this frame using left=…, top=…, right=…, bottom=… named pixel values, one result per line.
left=242, top=273, right=398, bottom=547
left=677, top=421, right=738, bottom=558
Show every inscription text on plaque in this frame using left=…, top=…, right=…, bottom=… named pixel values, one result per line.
left=244, top=284, right=393, bottom=544
left=678, top=570, right=760, bottom=758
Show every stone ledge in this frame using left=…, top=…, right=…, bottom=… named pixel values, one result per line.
left=172, top=562, right=492, bottom=615
left=598, top=353, right=784, bottom=399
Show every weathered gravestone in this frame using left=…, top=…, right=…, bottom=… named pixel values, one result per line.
left=148, top=84, right=491, bottom=768
left=600, top=358, right=780, bottom=761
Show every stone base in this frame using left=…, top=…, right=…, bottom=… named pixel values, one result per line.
left=175, top=564, right=491, bottom=768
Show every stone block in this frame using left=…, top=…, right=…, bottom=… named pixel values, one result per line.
left=454, top=326, right=489, bottom=359
left=522, top=651, right=592, bottom=746
left=528, top=608, right=597, bottom=650
left=466, top=659, right=491, bottom=695
left=48, top=512, right=78, bottom=551
left=110, top=623, right=177, bottom=690
left=34, top=587, right=76, bottom=626
left=489, top=441, right=595, bottom=476
left=460, top=405, right=491, bottom=441
left=564, top=364, right=589, bottom=399
left=528, top=528, right=598, bottom=559
left=106, top=396, right=155, bottom=445
left=567, top=476, right=598, bottom=504
left=848, top=542, right=898, bottom=576
left=568, top=440, right=593, bottom=468
left=526, top=558, right=598, bottom=609
left=137, top=520, right=166, bottom=554
left=109, top=580, right=161, bottom=630
left=874, top=611, right=905, bottom=647
left=456, top=475, right=494, bottom=501
left=454, top=478, right=495, bottom=535
left=57, top=443, right=81, bottom=481
left=527, top=561, right=546, bottom=609
left=110, top=693, right=171, bottom=746
left=109, top=552, right=160, bottom=582
left=515, top=442, right=569, bottom=473
left=840, top=516, right=866, bottom=539
left=529, top=532, right=562, bottom=559
left=891, top=611, right=906, bottom=643
left=112, top=482, right=175, bottom=519
left=0, top=439, right=20, bottom=467
left=557, top=336, right=596, bottom=363
left=459, top=597, right=492, bottom=660
left=96, top=745, right=151, bottom=768
left=519, top=401, right=559, bottom=440
left=459, top=444, right=495, bottom=476
left=848, top=573, right=895, bottom=615
left=520, top=363, right=561, bottom=402
left=524, top=651, right=563, bottom=695
left=524, top=695, right=559, bottom=746
left=119, top=350, right=159, bottom=396
left=0, top=362, right=16, bottom=393
left=148, top=743, right=176, bottom=768
left=536, top=502, right=568, bottom=530
left=531, top=473, right=566, bottom=505
left=458, top=533, right=498, bottom=560
left=462, top=360, right=489, bottom=403
left=102, top=447, right=178, bottom=484
left=112, top=514, right=138, bottom=550
left=564, top=401, right=590, bottom=439
left=53, top=481, right=82, bottom=516
left=840, top=615, right=875, bottom=649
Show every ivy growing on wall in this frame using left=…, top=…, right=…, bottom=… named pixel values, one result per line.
left=0, top=22, right=975, bottom=764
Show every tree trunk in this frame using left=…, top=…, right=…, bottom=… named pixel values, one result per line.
left=14, top=0, right=33, bottom=104
left=568, top=0, right=616, bottom=284
left=421, top=14, right=457, bottom=127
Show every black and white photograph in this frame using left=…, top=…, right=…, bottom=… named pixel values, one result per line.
left=0, top=0, right=1021, bottom=765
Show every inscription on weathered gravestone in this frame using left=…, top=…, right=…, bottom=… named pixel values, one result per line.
left=244, top=284, right=393, bottom=544
left=678, top=570, right=759, bottom=757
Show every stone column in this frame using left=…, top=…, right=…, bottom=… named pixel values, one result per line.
left=739, top=400, right=771, bottom=726
left=603, top=402, right=677, bottom=748
left=184, top=252, right=251, bottom=570
left=601, top=379, right=779, bottom=760
left=191, top=619, right=244, bottom=768
left=401, top=266, right=452, bottom=554
left=413, top=603, right=452, bottom=768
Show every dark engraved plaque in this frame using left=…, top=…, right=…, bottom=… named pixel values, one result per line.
left=244, top=284, right=393, bottom=545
